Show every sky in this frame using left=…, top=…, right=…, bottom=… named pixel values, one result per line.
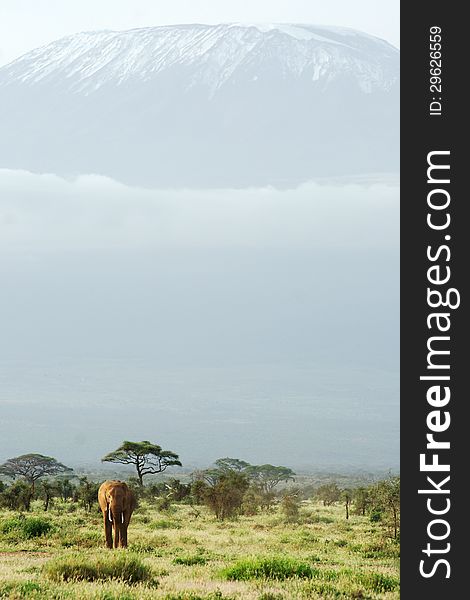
left=0, top=0, right=399, bottom=66
left=0, top=170, right=399, bottom=468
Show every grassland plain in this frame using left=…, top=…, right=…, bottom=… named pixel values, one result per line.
left=0, top=500, right=399, bottom=600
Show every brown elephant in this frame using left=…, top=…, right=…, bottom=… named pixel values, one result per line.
left=98, top=480, right=136, bottom=549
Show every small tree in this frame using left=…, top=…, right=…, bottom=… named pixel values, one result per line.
left=102, top=440, right=182, bottom=486
left=166, top=478, right=191, bottom=502
left=341, top=488, right=352, bottom=520
left=203, top=472, right=249, bottom=520
left=38, top=480, right=59, bottom=512
left=241, top=487, right=262, bottom=516
left=0, top=454, right=72, bottom=509
left=0, top=480, right=32, bottom=511
left=370, top=476, right=400, bottom=539
left=77, top=477, right=100, bottom=512
left=316, top=483, right=341, bottom=506
left=280, top=490, right=301, bottom=523
left=353, top=486, right=371, bottom=516
left=56, top=477, right=75, bottom=502
left=191, top=479, right=209, bottom=505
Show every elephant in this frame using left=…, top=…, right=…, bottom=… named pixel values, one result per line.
left=98, top=480, right=136, bottom=549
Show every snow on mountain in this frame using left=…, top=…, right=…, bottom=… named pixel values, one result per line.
left=0, top=24, right=399, bottom=187
left=1, top=23, right=398, bottom=95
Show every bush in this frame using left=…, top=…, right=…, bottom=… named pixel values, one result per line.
left=22, top=517, right=53, bottom=538
left=151, top=518, right=181, bottom=530
left=203, top=472, right=249, bottom=520
left=0, top=481, right=33, bottom=511
left=0, top=517, right=21, bottom=534
left=0, top=516, right=53, bottom=539
left=43, top=553, right=155, bottom=584
left=369, top=509, right=382, bottom=522
left=280, top=494, right=300, bottom=522
left=173, top=555, right=207, bottom=566
left=221, top=557, right=316, bottom=581
left=0, top=581, right=43, bottom=598
left=156, top=497, right=173, bottom=512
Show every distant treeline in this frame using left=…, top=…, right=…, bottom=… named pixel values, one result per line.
left=0, top=440, right=399, bottom=538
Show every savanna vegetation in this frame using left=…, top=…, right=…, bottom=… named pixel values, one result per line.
left=0, top=442, right=399, bottom=599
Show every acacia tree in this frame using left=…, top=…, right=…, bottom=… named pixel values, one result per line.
left=0, top=454, right=72, bottom=496
left=245, top=464, right=296, bottom=493
left=214, top=458, right=251, bottom=473
left=102, top=440, right=182, bottom=486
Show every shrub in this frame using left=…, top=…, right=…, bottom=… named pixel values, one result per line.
left=173, top=555, right=207, bottom=566
left=0, top=480, right=32, bottom=511
left=43, top=553, right=155, bottom=584
left=151, top=518, right=181, bottom=530
left=22, top=517, right=53, bottom=538
left=0, top=516, right=53, bottom=539
left=59, top=529, right=101, bottom=549
left=0, top=517, right=21, bottom=534
left=156, top=497, right=173, bottom=512
left=369, top=509, right=382, bottom=523
left=280, top=494, right=300, bottom=522
left=0, top=581, right=43, bottom=598
left=221, top=557, right=316, bottom=581
left=203, top=472, right=249, bottom=520
left=308, top=514, right=335, bottom=524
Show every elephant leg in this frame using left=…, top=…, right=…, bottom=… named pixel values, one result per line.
left=103, top=513, right=113, bottom=549
left=121, top=509, right=132, bottom=548
left=113, top=519, right=120, bottom=549
left=120, top=523, right=128, bottom=548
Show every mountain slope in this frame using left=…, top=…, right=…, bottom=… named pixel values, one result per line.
left=0, top=24, right=399, bottom=187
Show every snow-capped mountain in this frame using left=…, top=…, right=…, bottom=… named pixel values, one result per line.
left=0, top=24, right=399, bottom=187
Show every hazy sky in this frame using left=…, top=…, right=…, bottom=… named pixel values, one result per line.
left=0, top=170, right=399, bottom=467
left=0, top=0, right=399, bottom=66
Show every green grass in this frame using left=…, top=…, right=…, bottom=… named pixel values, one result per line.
left=151, top=519, right=182, bottom=530
left=221, top=557, right=316, bottom=580
left=43, top=553, right=155, bottom=585
left=0, top=500, right=399, bottom=599
left=162, top=593, right=233, bottom=600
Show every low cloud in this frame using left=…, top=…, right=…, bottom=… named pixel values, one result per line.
left=0, top=169, right=398, bottom=253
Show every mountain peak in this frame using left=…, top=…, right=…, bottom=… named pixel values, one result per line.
left=0, top=23, right=399, bottom=188
left=1, top=23, right=398, bottom=96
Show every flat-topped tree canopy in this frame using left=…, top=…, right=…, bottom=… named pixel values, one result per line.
left=102, top=441, right=182, bottom=486
left=0, top=453, right=73, bottom=490
left=245, top=464, right=296, bottom=492
left=214, top=458, right=251, bottom=473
